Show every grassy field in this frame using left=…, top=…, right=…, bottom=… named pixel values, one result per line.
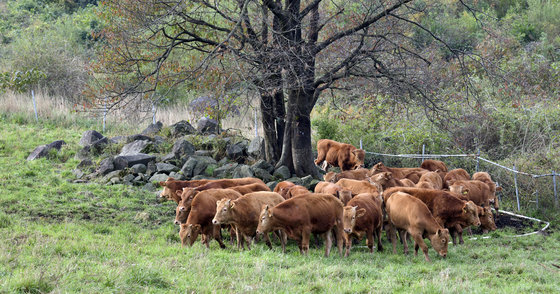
left=1, top=113, right=560, bottom=293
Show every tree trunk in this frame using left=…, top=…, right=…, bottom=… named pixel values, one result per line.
left=260, top=87, right=285, bottom=163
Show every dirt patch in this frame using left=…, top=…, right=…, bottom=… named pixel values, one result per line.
left=472, top=212, right=546, bottom=235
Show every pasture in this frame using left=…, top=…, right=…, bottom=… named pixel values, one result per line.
left=1, top=115, right=559, bottom=293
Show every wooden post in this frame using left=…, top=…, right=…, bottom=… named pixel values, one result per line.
left=514, top=165, right=520, bottom=211
left=553, top=170, right=557, bottom=208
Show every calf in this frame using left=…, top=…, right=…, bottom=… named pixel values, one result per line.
left=331, top=168, right=370, bottom=182
left=420, top=159, right=448, bottom=172
left=315, top=139, right=365, bottom=171
left=335, top=178, right=382, bottom=196
left=472, top=172, right=501, bottom=210
left=443, top=168, right=470, bottom=188
left=158, top=178, right=213, bottom=203
left=449, top=180, right=497, bottom=210
left=191, top=177, right=266, bottom=192
left=369, top=162, right=427, bottom=183
left=385, top=191, right=450, bottom=262
left=342, top=193, right=384, bottom=257
left=285, top=185, right=310, bottom=199
left=383, top=187, right=480, bottom=245
left=324, top=172, right=336, bottom=182
left=273, top=181, right=296, bottom=199
left=256, top=193, right=344, bottom=257
left=212, top=192, right=285, bottom=250
left=314, top=182, right=353, bottom=205
left=180, top=188, right=242, bottom=248
left=416, top=171, right=444, bottom=190
left=228, top=183, right=271, bottom=195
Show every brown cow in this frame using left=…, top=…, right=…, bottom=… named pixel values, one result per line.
left=212, top=192, right=285, bottom=250
left=369, top=162, right=427, bottom=183
left=330, top=168, right=370, bottom=182
left=385, top=191, right=450, bottom=262
left=285, top=185, right=310, bottom=199
left=443, top=168, right=471, bottom=188
left=158, top=178, right=213, bottom=203
left=335, top=178, right=382, bottom=196
left=228, top=183, right=271, bottom=195
left=180, top=189, right=242, bottom=248
left=273, top=181, right=296, bottom=199
left=416, top=171, right=444, bottom=190
left=472, top=171, right=501, bottom=209
left=314, top=181, right=353, bottom=205
left=384, top=187, right=480, bottom=246
left=191, top=177, right=267, bottom=192
left=449, top=180, right=497, bottom=210
left=342, top=193, right=384, bottom=257
left=256, top=193, right=344, bottom=257
left=324, top=172, right=336, bottom=182
left=420, top=159, right=448, bottom=172
left=315, top=139, right=365, bottom=171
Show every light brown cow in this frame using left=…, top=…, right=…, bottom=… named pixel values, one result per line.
left=330, top=168, right=370, bottom=182
left=420, top=159, right=448, bottom=172
left=228, top=183, right=271, bottom=195
left=385, top=191, right=450, bottom=262
left=273, top=181, right=296, bottom=199
left=285, top=185, right=310, bottom=199
left=342, top=193, right=384, bottom=257
left=369, top=162, right=427, bottom=183
left=449, top=180, right=497, bottom=210
left=315, top=139, right=365, bottom=171
left=324, top=172, right=336, bottom=182
left=384, top=187, right=480, bottom=246
left=335, top=178, right=382, bottom=196
left=180, top=188, right=242, bottom=248
left=191, top=177, right=267, bottom=192
left=314, top=181, right=353, bottom=205
left=256, top=193, right=344, bottom=257
left=158, top=178, right=213, bottom=203
left=472, top=172, right=501, bottom=210
left=443, top=168, right=471, bottom=188
left=212, top=192, right=285, bottom=250
left=416, top=171, right=444, bottom=190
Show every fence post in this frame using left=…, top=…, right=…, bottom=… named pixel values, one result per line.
left=553, top=170, right=557, bottom=208
left=360, top=139, right=363, bottom=150
left=421, top=144, right=425, bottom=163
left=475, top=148, right=480, bottom=172
left=31, top=90, right=38, bottom=122
left=514, top=165, right=520, bottom=211
left=496, top=181, right=502, bottom=205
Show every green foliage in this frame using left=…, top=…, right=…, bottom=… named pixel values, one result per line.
left=311, top=111, right=339, bottom=140
left=0, top=69, right=46, bottom=93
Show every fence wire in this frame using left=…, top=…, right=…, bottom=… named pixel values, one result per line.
left=365, top=148, right=558, bottom=212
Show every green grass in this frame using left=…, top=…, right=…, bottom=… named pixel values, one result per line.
left=1, top=113, right=560, bottom=293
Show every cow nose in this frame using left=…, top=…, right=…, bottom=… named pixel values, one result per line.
left=442, top=253, right=447, bottom=258
left=174, top=220, right=180, bottom=225
left=179, top=207, right=185, bottom=212
left=212, top=219, right=218, bottom=225
left=476, top=221, right=481, bottom=226
left=344, top=228, right=351, bottom=234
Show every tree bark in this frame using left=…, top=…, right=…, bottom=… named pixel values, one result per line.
left=259, top=86, right=285, bottom=163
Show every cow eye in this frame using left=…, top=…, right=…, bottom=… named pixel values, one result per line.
left=223, top=208, right=227, bottom=211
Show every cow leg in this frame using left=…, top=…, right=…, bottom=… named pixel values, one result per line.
left=335, top=223, right=344, bottom=257
left=244, top=234, right=251, bottom=250
left=376, top=226, right=383, bottom=252
left=389, top=224, right=398, bottom=254
left=454, top=224, right=465, bottom=245
left=264, top=233, right=273, bottom=250
left=398, top=229, right=409, bottom=255
left=324, top=231, right=333, bottom=257
left=411, top=233, right=430, bottom=262
left=301, top=228, right=311, bottom=255
left=344, top=233, right=352, bottom=257
left=213, top=225, right=226, bottom=249
left=235, top=226, right=242, bottom=250
left=280, top=230, right=287, bottom=253
left=366, top=229, right=374, bottom=253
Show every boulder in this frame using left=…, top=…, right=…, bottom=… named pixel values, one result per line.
left=197, top=117, right=219, bottom=134
left=213, top=162, right=238, bottom=178
left=252, top=167, right=273, bottom=183
left=156, top=162, right=179, bottom=173
left=127, top=134, right=153, bottom=143
left=109, top=136, right=127, bottom=144
left=180, top=157, right=199, bottom=178
left=194, top=150, right=213, bottom=157
left=77, top=159, right=94, bottom=169
left=141, top=121, right=163, bottom=136
left=130, top=164, right=147, bottom=174
left=119, top=140, right=152, bottom=156
left=170, top=120, right=197, bottom=138
left=168, top=171, right=185, bottom=180
left=300, top=175, right=314, bottom=189
left=103, top=170, right=122, bottom=183
left=266, top=181, right=278, bottom=191
left=273, top=165, right=291, bottom=180
left=113, top=154, right=156, bottom=170
left=286, top=177, right=303, bottom=186
left=226, top=143, right=246, bottom=162
left=96, top=158, right=115, bottom=176
left=79, top=130, right=104, bottom=147
left=251, top=159, right=274, bottom=173
left=72, top=169, right=84, bottom=179
left=171, top=138, right=195, bottom=158
left=27, top=140, right=66, bottom=161
left=146, top=161, right=157, bottom=176
left=248, top=136, right=265, bottom=159
left=89, top=137, right=110, bottom=155
left=232, top=164, right=253, bottom=178
left=149, top=173, right=170, bottom=183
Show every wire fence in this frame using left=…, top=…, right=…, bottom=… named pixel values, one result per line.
left=364, top=145, right=558, bottom=212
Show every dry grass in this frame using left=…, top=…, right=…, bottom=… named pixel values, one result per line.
left=0, top=90, right=263, bottom=138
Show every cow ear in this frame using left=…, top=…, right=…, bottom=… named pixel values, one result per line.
left=193, top=224, right=201, bottom=231
left=159, top=181, right=166, bottom=187
left=462, top=188, right=469, bottom=195
left=436, top=228, right=443, bottom=236
left=462, top=204, right=467, bottom=214
left=496, top=186, right=503, bottom=192
left=230, top=201, right=235, bottom=209
left=356, top=208, right=366, bottom=218
left=176, top=190, right=183, bottom=197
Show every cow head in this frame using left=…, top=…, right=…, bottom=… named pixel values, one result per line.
left=342, top=206, right=366, bottom=234
left=369, top=162, right=386, bottom=175
left=256, top=205, right=273, bottom=235
left=449, top=184, right=468, bottom=196
left=351, top=149, right=366, bottom=170
left=429, top=228, right=449, bottom=258
left=180, top=223, right=201, bottom=247
left=479, top=206, right=497, bottom=232
left=174, top=204, right=187, bottom=225
left=462, top=201, right=481, bottom=227
left=324, top=172, right=336, bottom=183
left=213, top=199, right=234, bottom=225
left=337, top=190, right=353, bottom=205
left=368, top=172, right=391, bottom=187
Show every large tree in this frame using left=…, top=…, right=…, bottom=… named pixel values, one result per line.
left=91, top=0, right=469, bottom=177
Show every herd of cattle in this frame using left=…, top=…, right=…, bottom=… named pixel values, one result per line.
left=157, top=139, right=501, bottom=262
